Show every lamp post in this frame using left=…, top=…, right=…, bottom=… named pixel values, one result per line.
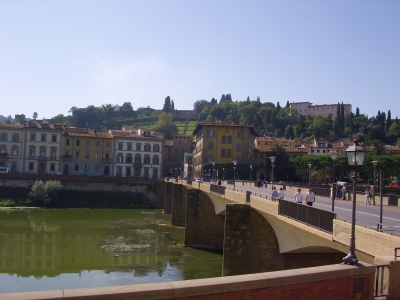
left=307, top=163, right=312, bottom=187
left=372, top=160, right=378, bottom=206
left=343, top=139, right=366, bottom=265
left=330, top=151, right=338, bottom=212
left=212, top=162, right=215, bottom=181
left=222, top=167, right=225, bottom=180
left=233, top=160, right=237, bottom=189
left=379, top=169, right=383, bottom=231
left=269, top=156, right=276, bottom=183
left=249, top=164, right=252, bottom=182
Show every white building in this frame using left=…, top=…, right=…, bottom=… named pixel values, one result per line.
left=110, top=127, right=164, bottom=178
left=290, top=102, right=352, bottom=120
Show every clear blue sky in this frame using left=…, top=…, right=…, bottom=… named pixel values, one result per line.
left=1, top=0, right=399, bottom=120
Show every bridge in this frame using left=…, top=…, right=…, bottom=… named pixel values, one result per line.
left=159, top=178, right=400, bottom=298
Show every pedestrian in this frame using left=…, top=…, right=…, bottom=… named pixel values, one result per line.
left=294, top=188, right=302, bottom=203
left=305, top=188, right=315, bottom=206
left=263, top=180, right=266, bottom=189
left=342, top=185, right=346, bottom=200
left=365, top=188, right=370, bottom=205
left=271, top=186, right=279, bottom=200
left=257, top=179, right=261, bottom=188
left=278, top=187, right=284, bottom=200
left=370, top=186, right=375, bottom=206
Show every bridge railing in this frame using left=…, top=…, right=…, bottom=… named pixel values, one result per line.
left=374, top=264, right=389, bottom=298
left=278, top=199, right=336, bottom=233
left=210, top=184, right=226, bottom=195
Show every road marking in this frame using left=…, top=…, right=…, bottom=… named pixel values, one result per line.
left=316, top=203, right=400, bottom=222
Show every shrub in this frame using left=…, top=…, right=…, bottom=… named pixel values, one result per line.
left=29, top=180, right=62, bottom=204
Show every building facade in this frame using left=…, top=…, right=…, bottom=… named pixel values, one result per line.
left=111, top=127, right=164, bottom=178
left=62, top=127, right=113, bottom=176
left=192, top=122, right=257, bottom=178
left=163, top=134, right=192, bottom=177
left=290, top=102, right=352, bottom=120
left=0, top=124, right=24, bottom=172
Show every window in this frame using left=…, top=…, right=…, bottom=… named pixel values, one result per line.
left=12, top=134, right=19, bottom=142
left=135, top=155, right=141, bottom=164
left=29, top=146, right=35, bottom=157
left=136, top=143, right=141, bottom=151
left=144, top=144, right=151, bottom=151
left=127, top=143, right=132, bottom=151
left=126, top=154, right=133, bottom=163
left=227, top=149, right=232, bottom=158
left=144, top=155, right=150, bottom=164
left=52, top=135, right=57, bottom=143
left=237, top=132, right=242, bottom=138
left=153, top=144, right=160, bottom=152
left=105, top=152, right=110, bottom=159
left=75, top=151, right=80, bottom=158
left=11, top=146, right=18, bottom=156
left=208, top=130, right=215, bottom=137
left=76, top=140, right=80, bottom=146
left=117, top=153, right=123, bottom=163
left=106, top=141, right=110, bottom=148
left=50, top=164, right=55, bottom=172
left=85, top=164, right=89, bottom=171
left=75, top=165, right=79, bottom=171
left=29, top=162, right=34, bottom=171
left=86, top=140, right=90, bottom=147
left=41, top=134, right=46, bottom=142
left=221, top=148, right=226, bottom=157
left=95, top=152, right=100, bottom=160
left=0, top=145, right=6, bottom=154
left=95, top=165, right=99, bottom=172
left=209, top=142, right=214, bottom=150
left=0, top=133, right=7, bottom=141
left=116, top=166, right=122, bottom=176
left=96, top=140, right=100, bottom=147
left=66, top=139, right=70, bottom=146
left=65, top=150, right=70, bottom=155
left=118, top=142, right=123, bottom=150
left=152, top=155, right=159, bottom=164
left=207, top=155, right=214, bottom=162
left=85, top=151, right=90, bottom=159
left=175, top=149, right=179, bottom=154
left=236, top=143, right=241, bottom=151
left=222, top=135, right=226, bottom=143
left=227, top=136, right=232, bottom=143
left=126, top=167, right=131, bottom=177
left=51, top=148, right=56, bottom=158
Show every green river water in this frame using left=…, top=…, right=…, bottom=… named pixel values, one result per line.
left=0, top=208, right=223, bottom=294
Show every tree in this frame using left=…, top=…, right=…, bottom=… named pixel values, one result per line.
left=193, top=100, right=209, bottom=113
left=154, top=112, right=178, bottom=139
left=29, top=179, right=62, bottom=204
left=32, top=112, right=38, bottom=120
left=285, top=101, right=290, bottom=108
left=162, top=96, right=171, bottom=112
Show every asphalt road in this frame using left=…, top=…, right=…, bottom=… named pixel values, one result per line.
left=220, top=183, right=400, bottom=237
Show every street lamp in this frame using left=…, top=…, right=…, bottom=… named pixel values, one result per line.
left=330, top=151, right=338, bottom=212
left=222, top=167, right=225, bottom=180
left=307, top=163, right=312, bottom=187
left=269, top=156, right=276, bottom=183
left=233, top=160, right=237, bottom=189
left=212, top=162, right=215, bottom=181
left=372, top=160, right=378, bottom=206
left=249, top=165, right=252, bottom=182
left=343, top=139, right=366, bottom=265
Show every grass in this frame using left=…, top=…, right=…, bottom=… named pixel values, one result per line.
left=0, top=198, right=33, bottom=207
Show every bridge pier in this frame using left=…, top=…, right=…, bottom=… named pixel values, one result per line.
left=184, top=189, right=225, bottom=250
left=164, top=181, right=173, bottom=214
left=171, top=184, right=187, bottom=226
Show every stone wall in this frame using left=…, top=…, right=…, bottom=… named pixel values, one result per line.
left=171, top=184, right=187, bottom=226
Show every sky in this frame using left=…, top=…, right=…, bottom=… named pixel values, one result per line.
left=1, top=0, right=399, bottom=120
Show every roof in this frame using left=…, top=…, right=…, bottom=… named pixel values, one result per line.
left=23, top=123, right=64, bottom=130
left=64, top=128, right=113, bottom=138
left=164, top=140, right=173, bottom=146
left=0, top=124, right=24, bottom=129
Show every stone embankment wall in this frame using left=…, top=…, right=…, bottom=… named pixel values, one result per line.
left=0, top=175, right=161, bottom=208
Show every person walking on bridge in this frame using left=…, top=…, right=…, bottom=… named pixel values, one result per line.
left=278, top=187, right=284, bottom=200
left=294, top=188, right=302, bottom=203
left=305, top=188, right=315, bottom=206
left=271, top=187, right=279, bottom=200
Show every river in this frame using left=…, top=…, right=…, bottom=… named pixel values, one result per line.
left=0, top=208, right=222, bottom=294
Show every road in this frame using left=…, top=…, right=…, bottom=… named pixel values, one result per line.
left=219, top=183, right=400, bottom=237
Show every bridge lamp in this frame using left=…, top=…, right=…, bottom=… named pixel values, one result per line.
left=222, top=167, right=225, bottom=180
left=307, top=163, right=312, bottom=187
left=233, top=160, right=237, bottom=190
left=372, top=160, right=378, bottom=206
left=212, top=162, right=215, bottom=181
left=249, top=165, right=252, bottom=182
left=269, top=156, right=276, bottom=183
left=330, top=151, right=338, bottom=212
left=343, top=139, right=366, bottom=265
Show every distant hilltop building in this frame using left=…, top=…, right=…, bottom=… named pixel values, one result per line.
left=290, top=102, right=352, bottom=120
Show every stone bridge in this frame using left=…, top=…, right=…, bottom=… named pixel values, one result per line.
left=158, top=179, right=400, bottom=289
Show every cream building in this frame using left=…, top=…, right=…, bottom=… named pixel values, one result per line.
left=0, top=124, right=24, bottom=172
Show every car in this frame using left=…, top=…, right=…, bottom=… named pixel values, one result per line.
left=195, top=178, right=203, bottom=182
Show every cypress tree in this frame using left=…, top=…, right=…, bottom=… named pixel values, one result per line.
left=340, top=102, right=345, bottom=130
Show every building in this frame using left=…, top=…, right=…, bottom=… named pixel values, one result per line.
left=22, top=123, right=64, bottom=174
left=192, top=122, right=257, bottom=178
left=110, top=127, right=164, bottom=178
left=290, top=102, right=352, bottom=120
left=62, top=127, right=113, bottom=176
left=0, top=124, right=24, bottom=172
left=163, top=134, right=192, bottom=177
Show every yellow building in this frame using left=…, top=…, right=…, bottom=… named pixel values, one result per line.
left=192, top=122, right=257, bottom=178
left=62, top=127, right=113, bottom=176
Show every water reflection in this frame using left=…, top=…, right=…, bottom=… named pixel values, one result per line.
left=0, top=209, right=222, bottom=293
